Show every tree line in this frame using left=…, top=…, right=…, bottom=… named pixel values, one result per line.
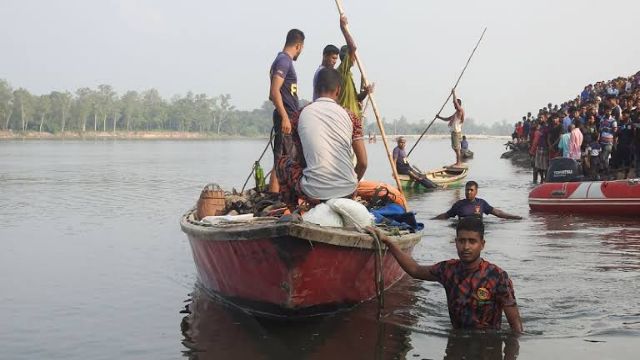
left=0, top=79, right=512, bottom=136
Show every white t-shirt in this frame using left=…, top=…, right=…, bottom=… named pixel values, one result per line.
left=298, top=98, right=359, bottom=200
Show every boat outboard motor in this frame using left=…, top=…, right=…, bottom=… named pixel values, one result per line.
left=546, top=158, right=583, bottom=183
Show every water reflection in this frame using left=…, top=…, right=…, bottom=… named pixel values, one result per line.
left=180, top=278, right=419, bottom=359
left=180, top=277, right=525, bottom=360
left=443, top=331, right=519, bottom=360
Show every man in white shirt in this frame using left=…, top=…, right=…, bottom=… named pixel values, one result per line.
left=276, top=68, right=367, bottom=205
left=298, top=68, right=367, bottom=200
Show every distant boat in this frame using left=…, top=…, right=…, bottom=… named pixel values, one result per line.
left=180, top=209, right=421, bottom=318
left=398, top=165, right=469, bottom=190
left=461, top=149, right=474, bottom=159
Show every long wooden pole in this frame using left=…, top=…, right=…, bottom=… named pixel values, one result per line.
left=334, top=0, right=404, bottom=195
left=407, top=27, right=487, bottom=157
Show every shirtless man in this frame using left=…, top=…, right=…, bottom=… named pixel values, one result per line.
left=437, top=90, right=465, bottom=167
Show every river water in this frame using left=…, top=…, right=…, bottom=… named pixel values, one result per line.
left=1, top=138, right=639, bottom=359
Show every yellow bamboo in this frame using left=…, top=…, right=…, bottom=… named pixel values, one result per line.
left=334, top=0, right=405, bottom=196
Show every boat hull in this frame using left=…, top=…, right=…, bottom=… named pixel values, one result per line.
left=181, top=213, right=421, bottom=317
left=528, top=179, right=640, bottom=216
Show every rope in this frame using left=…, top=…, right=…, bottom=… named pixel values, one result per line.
left=328, top=204, right=386, bottom=317
left=368, top=228, right=385, bottom=318
left=407, top=27, right=487, bottom=157
left=240, top=129, right=275, bottom=193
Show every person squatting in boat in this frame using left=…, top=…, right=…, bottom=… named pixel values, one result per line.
left=275, top=67, right=367, bottom=208
left=370, top=217, right=524, bottom=333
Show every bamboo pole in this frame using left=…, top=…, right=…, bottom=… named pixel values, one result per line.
left=334, top=0, right=405, bottom=196
left=407, top=27, right=487, bottom=157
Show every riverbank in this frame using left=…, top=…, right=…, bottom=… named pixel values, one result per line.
left=0, top=130, right=510, bottom=141
left=0, top=130, right=251, bottom=140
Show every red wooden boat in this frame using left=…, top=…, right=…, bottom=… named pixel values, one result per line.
left=528, top=179, right=640, bottom=216
left=180, top=210, right=421, bottom=318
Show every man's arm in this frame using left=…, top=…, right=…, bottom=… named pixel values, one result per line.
left=340, top=15, right=357, bottom=55
left=437, top=113, right=455, bottom=122
left=452, top=90, right=460, bottom=111
left=452, top=90, right=465, bottom=122
left=269, top=75, right=291, bottom=134
left=504, top=305, right=524, bottom=334
left=369, top=227, right=437, bottom=281
left=432, top=212, right=451, bottom=220
left=352, top=139, right=367, bottom=181
left=491, top=208, right=523, bottom=220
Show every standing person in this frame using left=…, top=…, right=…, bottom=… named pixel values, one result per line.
left=599, top=111, right=617, bottom=176
left=558, top=127, right=571, bottom=158
left=275, top=68, right=367, bottom=205
left=312, top=45, right=340, bottom=101
left=547, top=115, right=563, bottom=160
left=529, top=121, right=542, bottom=183
left=616, top=110, right=634, bottom=179
left=436, top=90, right=465, bottom=167
left=535, top=118, right=549, bottom=183
left=370, top=217, right=524, bottom=333
left=337, top=15, right=372, bottom=120
left=586, top=139, right=601, bottom=180
left=569, top=123, right=584, bottom=161
left=433, top=181, right=523, bottom=220
left=268, top=29, right=305, bottom=193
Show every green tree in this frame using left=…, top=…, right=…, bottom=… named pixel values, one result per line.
left=0, top=79, right=13, bottom=130
left=50, top=91, right=72, bottom=133
left=34, top=94, right=51, bottom=133
left=120, top=91, right=141, bottom=131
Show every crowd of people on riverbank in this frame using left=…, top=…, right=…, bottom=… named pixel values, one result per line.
left=512, top=72, right=640, bottom=182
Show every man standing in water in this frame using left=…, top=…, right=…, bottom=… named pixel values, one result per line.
left=268, top=29, right=305, bottom=193
left=433, top=181, right=523, bottom=220
left=436, top=90, right=465, bottom=167
left=370, top=217, right=524, bottom=332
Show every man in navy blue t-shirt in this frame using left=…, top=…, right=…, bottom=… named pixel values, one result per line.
left=433, top=181, right=523, bottom=220
left=268, top=29, right=305, bottom=193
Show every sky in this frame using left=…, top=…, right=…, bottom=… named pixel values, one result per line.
left=1, top=0, right=639, bottom=125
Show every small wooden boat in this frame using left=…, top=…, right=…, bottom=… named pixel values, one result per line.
left=461, top=149, right=474, bottom=159
left=528, top=178, right=640, bottom=215
left=398, top=165, right=469, bottom=190
left=180, top=210, right=421, bottom=318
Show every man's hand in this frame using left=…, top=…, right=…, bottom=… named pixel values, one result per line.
left=366, top=226, right=391, bottom=245
left=281, top=116, right=292, bottom=134
left=364, top=83, right=375, bottom=95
